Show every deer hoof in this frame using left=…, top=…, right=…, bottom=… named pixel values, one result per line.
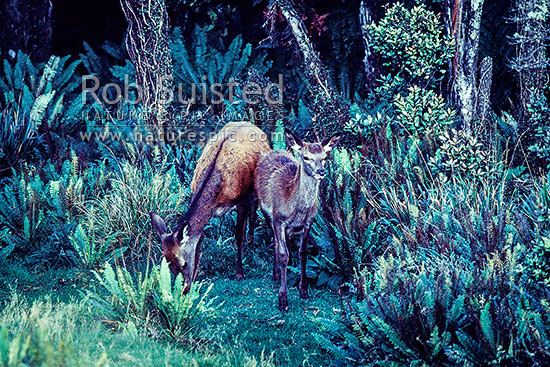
left=299, top=288, right=309, bottom=300
left=235, top=273, right=244, bottom=281
left=279, top=294, right=288, bottom=312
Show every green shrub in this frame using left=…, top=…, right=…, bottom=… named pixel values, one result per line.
left=430, top=128, right=497, bottom=182
left=91, top=259, right=219, bottom=340
left=314, top=148, right=386, bottom=282
left=315, top=248, right=550, bottom=366
left=365, top=1, right=452, bottom=83
left=526, top=237, right=550, bottom=286
left=394, top=86, right=455, bottom=142
left=86, top=158, right=188, bottom=261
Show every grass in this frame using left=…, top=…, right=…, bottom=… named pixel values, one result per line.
left=0, top=263, right=339, bottom=366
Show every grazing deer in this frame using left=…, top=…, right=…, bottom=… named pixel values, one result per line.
left=150, top=122, right=271, bottom=287
left=255, top=129, right=341, bottom=311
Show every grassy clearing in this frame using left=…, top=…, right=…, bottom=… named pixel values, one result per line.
left=0, top=264, right=338, bottom=366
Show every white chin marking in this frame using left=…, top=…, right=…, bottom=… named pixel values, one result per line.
left=314, top=174, right=325, bottom=180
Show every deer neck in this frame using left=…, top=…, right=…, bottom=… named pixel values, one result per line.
left=292, top=162, right=320, bottom=209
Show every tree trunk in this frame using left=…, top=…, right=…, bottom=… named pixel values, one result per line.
left=120, top=0, right=173, bottom=126
left=0, top=0, right=52, bottom=62
left=359, top=0, right=376, bottom=90
left=270, top=0, right=349, bottom=136
left=512, top=0, right=549, bottom=119
left=446, top=0, right=490, bottom=132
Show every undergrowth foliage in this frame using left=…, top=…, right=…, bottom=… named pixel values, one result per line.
left=316, top=248, right=550, bottom=366
left=90, top=259, right=219, bottom=340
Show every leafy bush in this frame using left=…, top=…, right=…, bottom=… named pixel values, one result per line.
left=365, top=1, right=452, bottom=83
left=313, top=148, right=385, bottom=282
left=526, top=237, right=550, bottom=286
left=430, top=128, right=496, bottom=182
left=316, top=248, right=550, bottom=366
left=86, top=158, right=188, bottom=260
left=91, top=259, right=219, bottom=340
left=394, top=86, right=455, bottom=142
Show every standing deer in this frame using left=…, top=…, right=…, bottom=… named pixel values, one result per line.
left=150, top=122, right=271, bottom=287
left=255, top=129, right=341, bottom=311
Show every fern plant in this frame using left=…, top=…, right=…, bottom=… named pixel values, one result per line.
left=0, top=155, right=110, bottom=264
left=313, top=148, right=386, bottom=281
left=90, top=259, right=219, bottom=340
left=0, top=109, right=41, bottom=174
left=153, top=259, right=219, bottom=339
left=91, top=261, right=156, bottom=323
left=315, top=247, right=550, bottom=366
left=69, top=213, right=121, bottom=269
left=0, top=51, right=85, bottom=129
left=172, top=26, right=271, bottom=103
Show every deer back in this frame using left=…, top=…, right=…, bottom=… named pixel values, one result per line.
left=191, top=122, right=271, bottom=207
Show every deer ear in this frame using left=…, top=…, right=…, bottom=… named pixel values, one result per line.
left=285, top=128, right=303, bottom=152
left=322, top=133, right=341, bottom=153
left=175, top=222, right=190, bottom=243
left=150, top=212, right=168, bottom=240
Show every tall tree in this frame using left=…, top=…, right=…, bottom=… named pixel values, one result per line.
left=511, top=0, right=549, bottom=119
left=444, top=0, right=492, bottom=132
left=0, top=0, right=52, bottom=61
left=267, top=0, right=349, bottom=136
left=120, top=0, right=173, bottom=126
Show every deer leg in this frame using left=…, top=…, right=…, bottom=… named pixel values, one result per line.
left=274, top=220, right=289, bottom=312
left=262, top=209, right=280, bottom=282
left=299, top=225, right=311, bottom=300
left=235, top=204, right=248, bottom=281
left=286, top=231, right=293, bottom=266
left=247, top=199, right=258, bottom=246
left=273, top=240, right=280, bottom=282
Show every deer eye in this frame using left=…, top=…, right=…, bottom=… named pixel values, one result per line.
left=303, top=156, right=311, bottom=161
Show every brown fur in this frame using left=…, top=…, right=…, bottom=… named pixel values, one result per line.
left=192, top=122, right=270, bottom=205
left=255, top=151, right=301, bottom=205
left=254, top=129, right=341, bottom=311
left=305, top=143, right=323, bottom=154
left=151, top=122, right=271, bottom=286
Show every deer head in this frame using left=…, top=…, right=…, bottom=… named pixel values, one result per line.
left=284, top=128, right=341, bottom=180
left=149, top=212, right=201, bottom=288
